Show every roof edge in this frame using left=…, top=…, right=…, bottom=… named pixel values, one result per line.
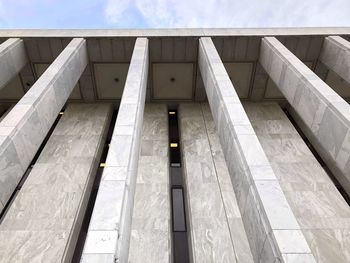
left=0, top=27, right=349, bottom=37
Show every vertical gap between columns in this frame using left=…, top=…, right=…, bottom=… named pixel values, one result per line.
left=168, top=108, right=191, bottom=263
left=71, top=109, right=118, bottom=262
left=283, top=108, right=350, bottom=205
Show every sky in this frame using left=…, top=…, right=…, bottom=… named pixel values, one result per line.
left=0, top=0, right=349, bottom=29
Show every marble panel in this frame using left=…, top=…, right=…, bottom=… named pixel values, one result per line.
left=228, top=218, right=254, bottom=263
left=89, top=181, right=126, bottom=231
left=83, top=230, right=119, bottom=254
left=105, top=135, right=133, bottom=167
left=128, top=104, right=170, bottom=262
left=254, top=180, right=299, bottom=230
left=129, top=230, right=170, bottom=263
left=83, top=38, right=148, bottom=263
left=0, top=230, right=69, bottom=263
left=245, top=101, right=350, bottom=262
left=317, top=107, right=348, bottom=159
left=242, top=187, right=271, bottom=262
left=81, top=254, right=115, bottom=263
left=320, top=36, right=350, bottom=84
left=303, top=229, right=350, bottom=263
left=132, top=184, right=169, bottom=220
left=0, top=38, right=27, bottom=91
left=141, top=117, right=168, bottom=141
left=137, top=156, right=168, bottom=183
left=0, top=38, right=88, bottom=214
left=191, top=217, right=237, bottom=263
left=273, top=230, right=311, bottom=254
left=281, top=253, right=316, bottom=263
left=199, top=37, right=313, bottom=262
left=180, top=103, right=252, bottom=263
left=0, top=137, right=24, bottom=206
left=0, top=103, right=112, bottom=262
left=11, top=107, right=45, bottom=168
left=201, top=103, right=254, bottom=263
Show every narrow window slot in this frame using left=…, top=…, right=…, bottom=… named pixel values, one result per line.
left=168, top=109, right=190, bottom=263
left=173, top=232, right=190, bottom=263
left=170, top=146, right=181, bottom=167
left=171, top=187, right=187, bottom=232
left=170, top=167, right=183, bottom=186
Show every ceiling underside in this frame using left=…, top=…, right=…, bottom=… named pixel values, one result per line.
left=0, top=34, right=349, bottom=105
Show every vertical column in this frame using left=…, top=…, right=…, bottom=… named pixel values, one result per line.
left=128, top=104, right=170, bottom=263
left=244, top=102, right=350, bottom=262
left=198, top=37, right=314, bottom=262
left=320, top=36, right=350, bottom=83
left=82, top=38, right=148, bottom=263
left=201, top=103, right=254, bottom=263
left=260, top=37, right=350, bottom=195
left=0, top=38, right=28, bottom=90
left=0, top=38, right=87, bottom=214
left=0, top=103, right=112, bottom=262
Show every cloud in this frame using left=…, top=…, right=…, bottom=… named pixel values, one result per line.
left=104, top=0, right=350, bottom=28
left=105, top=0, right=130, bottom=24
left=0, top=0, right=348, bottom=28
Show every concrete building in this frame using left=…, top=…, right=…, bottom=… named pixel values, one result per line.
left=0, top=28, right=349, bottom=262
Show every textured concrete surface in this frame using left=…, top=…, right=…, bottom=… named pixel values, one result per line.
left=0, top=38, right=27, bottom=91
left=0, top=103, right=112, bottom=263
left=260, top=37, right=350, bottom=196
left=198, top=37, right=314, bottom=262
left=180, top=103, right=254, bottom=263
left=0, top=38, right=87, bottom=214
left=245, top=102, right=350, bottom=263
left=320, top=36, right=350, bottom=84
left=82, top=38, right=148, bottom=263
left=128, top=104, right=171, bottom=263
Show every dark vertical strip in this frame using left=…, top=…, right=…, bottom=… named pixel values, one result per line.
left=168, top=109, right=190, bottom=263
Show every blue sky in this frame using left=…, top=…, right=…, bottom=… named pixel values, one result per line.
left=0, top=0, right=349, bottom=28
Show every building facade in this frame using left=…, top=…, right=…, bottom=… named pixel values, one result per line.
left=0, top=28, right=350, bottom=262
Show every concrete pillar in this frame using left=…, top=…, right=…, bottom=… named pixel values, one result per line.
left=0, top=38, right=87, bottom=213
left=128, top=104, right=171, bottom=263
left=320, top=36, right=350, bottom=83
left=82, top=38, right=148, bottom=263
left=260, top=37, right=350, bottom=195
left=0, top=38, right=27, bottom=90
left=198, top=37, right=315, bottom=262
left=0, top=103, right=112, bottom=263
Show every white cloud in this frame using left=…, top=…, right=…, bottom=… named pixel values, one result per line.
left=105, top=0, right=130, bottom=24
left=104, top=0, right=350, bottom=28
